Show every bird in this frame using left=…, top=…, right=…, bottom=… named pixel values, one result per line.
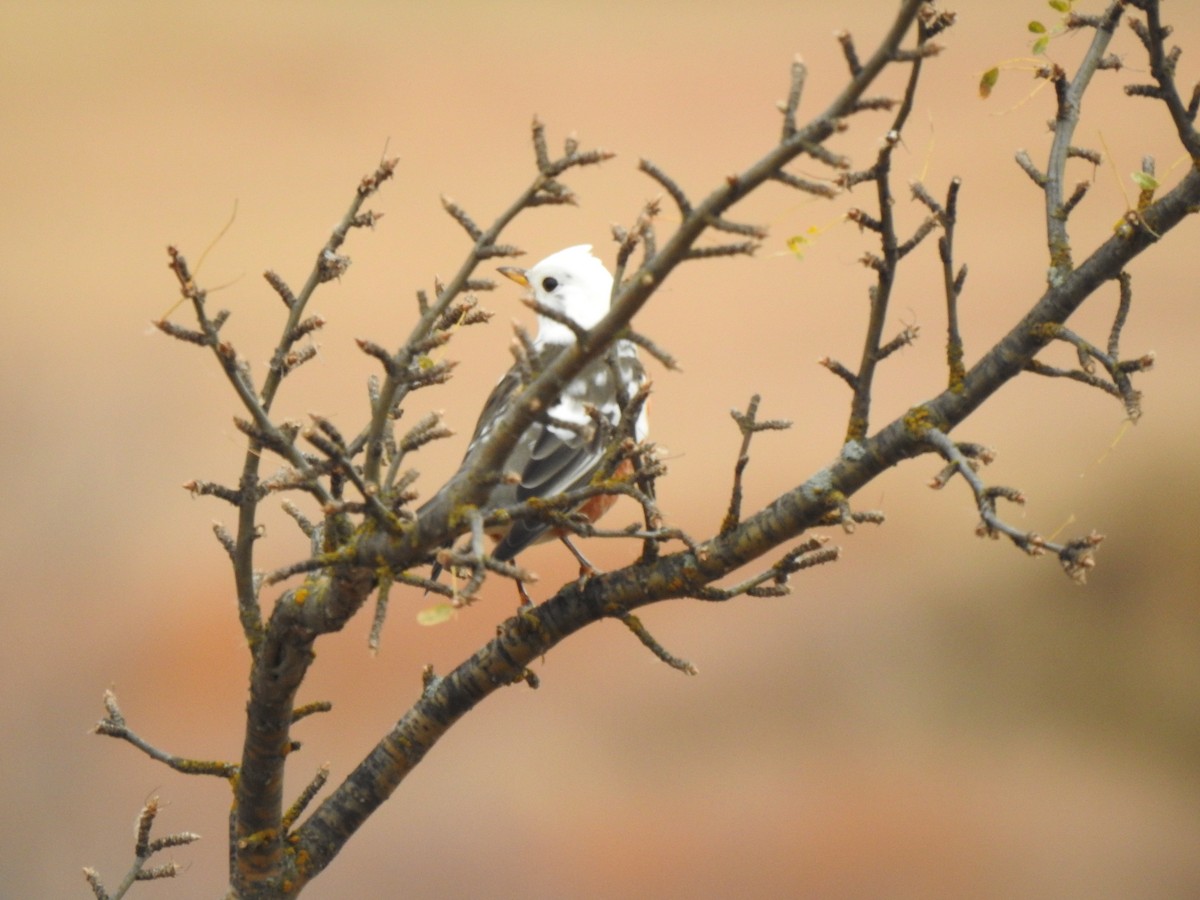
left=426, top=244, right=648, bottom=601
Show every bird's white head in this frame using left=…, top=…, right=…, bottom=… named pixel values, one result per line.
left=499, top=244, right=614, bottom=345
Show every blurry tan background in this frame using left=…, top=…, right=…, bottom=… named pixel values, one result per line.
left=3, top=2, right=1199, bottom=897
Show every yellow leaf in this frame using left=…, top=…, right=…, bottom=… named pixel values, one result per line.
left=417, top=603, right=456, bottom=626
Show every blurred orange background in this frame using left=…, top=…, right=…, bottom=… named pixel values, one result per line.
left=3, top=2, right=1198, bottom=897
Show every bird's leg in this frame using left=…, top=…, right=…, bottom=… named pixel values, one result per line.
left=559, top=535, right=599, bottom=581
left=515, top=579, right=535, bottom=610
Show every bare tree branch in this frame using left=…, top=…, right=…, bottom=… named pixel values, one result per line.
left=111, top=3, right=1200, bottom=896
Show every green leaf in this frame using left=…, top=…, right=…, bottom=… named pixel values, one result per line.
left=1028, top=21, right=1047, bottom=34
left=1032, top=36, right=1050, bottom=55
left=979, top=67, right=1000, bottom=99
left=1048, top=0, right=1071, bottom=12
left=1130, top=171, right=1160, bottom=192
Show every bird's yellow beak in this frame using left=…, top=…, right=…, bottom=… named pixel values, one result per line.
left=497, top=266, right=529, bottom=288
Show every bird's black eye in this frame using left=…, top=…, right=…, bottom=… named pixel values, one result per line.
left=541, top=276, right=559, bottom=292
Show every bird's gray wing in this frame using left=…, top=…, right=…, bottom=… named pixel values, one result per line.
left=432, top=343, right=644, bottom=568
left=492, top=350, right=644, bottom=561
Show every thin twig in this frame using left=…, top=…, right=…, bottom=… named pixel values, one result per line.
left=924, top=428, right=1103, bottom=582
left=839, top=14, right=934, bottom=442
left=617, top=612, right=698, bottom=674
left=721, top=395, right=792, bottom=534
left=1042, top=2, right=1125, bottom=284
left=92, top=690, right=237, bottom=778
left=84, top=797, right=200, bottom=900
left=693, top=537, right=840, bottom=600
